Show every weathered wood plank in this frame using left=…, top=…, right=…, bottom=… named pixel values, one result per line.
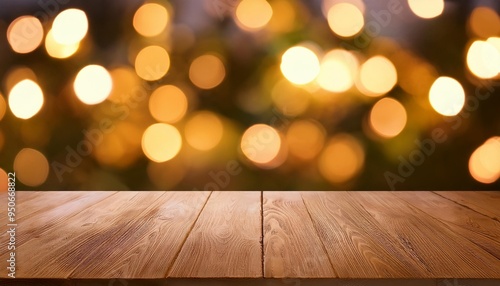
left=351, top=192, right=500, bottom=278
left=263, top=191, right=335, bottom=278
left=70, top=191, right=210, bottom=278
left=434, top=191, right=500, bottom=220
left=301, top=191, right=431, bottom=278
left=10, top=191, right=163, bottom=278
left=395, top=191, right=500, bottom=259
left=169, top=191, right=262, bottom=278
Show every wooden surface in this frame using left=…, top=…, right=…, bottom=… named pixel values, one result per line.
left=0, top=191, right=499, bottom=280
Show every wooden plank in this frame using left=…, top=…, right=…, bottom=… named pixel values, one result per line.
left=70, top=191, right=210, bottom=278
left=263, top=191, right=336, bottom=278
left=10, top=191, right=164, bottom=278
left=0, top=191, right=115, bottom=256
left=301, top=191, right=431, bottom=278
left=395, top=192, right=500, bottom=259
left=351, top=192, right=500, bottom=278
left=434, top=191, right=500, bottom=220
left=169, top=191, right=262, bottom=278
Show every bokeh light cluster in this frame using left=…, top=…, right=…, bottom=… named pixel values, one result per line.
left=1, top=0, right=499, bottom=191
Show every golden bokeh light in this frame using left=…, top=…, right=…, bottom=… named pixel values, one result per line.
left=469, top=7, right=500, bottom=39
left=241, top=124, right=282, bottom=164
left=189, top=54, right=226, bottom=89
left=13, top=148, right=49, bottom=187
left=74, top=65, right=113, bottom=105
left=7, top=16, right=44, bottom=54
left=52, top=9, right=88, bottom=45
left=268, top=0, right=296, bottom=33
left=45, top=29, right=79, bottom=59
left=369, top=97, right=407, bottom=138
left=0, top=94, right=6, bottom=121
left=469, top=137, right=500, bottom=184
left=133, top=3, right=169, bottom=37
left=4, top=66, right=38, bottom=93
left=271, top=80, right=310, bottom=116
left=466, top=40, right=500, bottom=79
left=147, top=160, right=186, bottom=190
left=286, top=120, right=326, bottom=160
left=429, top=76, right=465, bottom=116
left=142, top=123, right=182, bottom=162
left=185, top=111, right=224, bottom=151
left=135, top=45, right=171, bottom=81
left=94, top=122, right=143, bottom=168
left=280, top=46, right=320, bottom=85
left=318, top=134, right=365, bottom=184
left=8, top=79, right=44, bottom=119
left=327, top=3, right=364, bottom=38
left=149, top=85, right=188, bottom=123
left=408, top=0, right=444, bottom=19
left=358, top=56, right=397, bottom=97
left=235, top=0, right=273, bottom=31
left=108, top=67, right=142, bottom=103
left=317, top=49, right=358, bottom=93
left=0, top=168, right=7, bottom=192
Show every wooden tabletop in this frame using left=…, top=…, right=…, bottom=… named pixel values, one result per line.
left=0, top=191, right=499, bottom=280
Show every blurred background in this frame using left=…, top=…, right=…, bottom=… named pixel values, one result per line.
left=0, top=0, right=499, bottom=191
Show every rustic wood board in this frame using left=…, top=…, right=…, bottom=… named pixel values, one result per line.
left=69, top=191, right=210, bottom=278
left=263, top=191, right=336, bottom=278
left=169, top=191, right=262, bottom=278
left=350, top=192, right=500, bottom=278
left=434, top=191, right=500, bottom=220
left=301, top=191, right=432, bottom=278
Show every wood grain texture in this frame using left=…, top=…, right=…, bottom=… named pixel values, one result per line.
left=395, top=192, right=500, bottom=259
left=70, top=191, right=210, bottom=278
left=434, top=191, right=500, bottom=220
left=169, top=191, right=262, bottom=278
left=263, top=191, right=336, bottom=278
left=350, top=192, right=500, bottom=278
left=301, top=191, right=432, bottom=278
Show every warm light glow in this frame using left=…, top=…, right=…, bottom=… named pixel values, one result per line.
left=133, top=3, right=169, bottom=37
left=8, top=79, right=44, bottom=119
left=185, top=111, right=224, bottom=151
left=135, top=45, right=171, bottom=81
left=268, top=0, right=295, bottom=33
left=147, top=160, right=186, bottom=190
left=271, top=80, right=310, bottom=116
left=469, top=137, right=500, bottom=184
left=13, top=148, right=49, bottom=187
left=408, top=0, right=444, bottom=19
left=280, top=46, right=320, bottom=85
left=286, top=120, right=326, bottom=160
left=93, top=122, right=142, bottom=168
left=0, top=169, right=7, bottom=192
left=466, top=40, right=500, bottom=79
left=241, top=124, right=282, bottom=164
left=4, top=67, right=38, bottom=93
left=189, top=54, right=226, bottom=89
left=235, top=0, right=273, bottom=30
left=369, top=97, right=407, bottom=138
left=108, top=67, right=141, bottom=103
left=52, top=9, right=88, bottom=45
left=0, top=95, right=6, bottom=121
left=45, top=29, right=79, bottom=59
left=74, top=65, right=113, bottom=105
left=149, top=85, right=188, bottom=123
left=142, top=123, right=182, bottom=162
left=358, top=56, right=397, bottom=96
left=429, top=76, right=465, bottom=116
left=318, top=134, right=364, bottom=184
left=7, top=16, right=44, bottom=54
left=327, top=3, right=364, bottom=38
left=469, top=7, right=500, bottom=39
left=318, top=49, right=358, bottom=92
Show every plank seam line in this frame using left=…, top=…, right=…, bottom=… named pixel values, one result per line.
left=299, top=192, right=340, bottom=278
left=260, top=190, right=264, bottom=278
left=431, top=191, right=500, bottom=223
left=164, top=191, right=213, bottom=278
